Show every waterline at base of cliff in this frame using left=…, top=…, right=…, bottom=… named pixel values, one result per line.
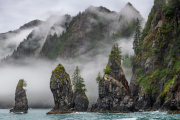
left=1, top=109, right=180, bottom=120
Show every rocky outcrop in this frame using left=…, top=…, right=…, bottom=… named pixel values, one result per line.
left=47, top=64, right=75, bottom=114
left=108, top=56, right=130, bottom=95
left=10, top=79, right=28, bottom=113
left=89, top=74, right=134, bottom=112
left=74, top=89, right=89, bottom=111
left=88, top=44, right=134, bottom=112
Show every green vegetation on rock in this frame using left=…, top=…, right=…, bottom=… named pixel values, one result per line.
left=103, top=64, right=111, bottom=75
left=132, top=0, right=180, bottom=102
left=109, top=43, right=122, bottom=64
left=53, top=64, right=65, bottom=73
left=18, top=79, right=27, bottom=87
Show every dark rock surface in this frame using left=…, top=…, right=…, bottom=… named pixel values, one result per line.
left=10, top=80, right=28, bottom=113
left=89, top=74, right=134, bottom=112
left=47, top=64, right=75, bottom=114
left=74, top=89, right=89, bottom=111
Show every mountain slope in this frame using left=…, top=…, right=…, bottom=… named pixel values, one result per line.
left=41, top=5, right=144, bottom=60
left=2, top=3, right=144, bottom=63
left=1, top=15, right=71, bottom=63
left=0, top=20, right=43, bottom=59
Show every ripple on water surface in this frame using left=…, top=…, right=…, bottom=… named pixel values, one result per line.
left=0, top=109, right=180, bottom=120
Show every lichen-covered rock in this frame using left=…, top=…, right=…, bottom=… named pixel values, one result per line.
left=47, top=64, right=75, bottom=114
left=74, top=89, right=89, bottom=111
left=10, top=79, right=28, bottom=113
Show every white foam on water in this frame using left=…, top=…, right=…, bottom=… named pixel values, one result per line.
left=117, top=118, right=137, bottom=120
left=150, top=111, right=167, bottom=114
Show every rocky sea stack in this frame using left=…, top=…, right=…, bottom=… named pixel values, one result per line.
left=88, top=44, right=134, bottom=112
left=74, top=89, right=89, bottom=111
left=10, top=79, right=28, bottom=113
left=47, top=64, right=75, bottom=114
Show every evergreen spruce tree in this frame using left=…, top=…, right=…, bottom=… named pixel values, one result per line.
left=104, top=43, right=122, bottom=74
left=109, top=43, right=122, bottom=62
left=96, top=72, right=102, bottom=83
left=72, top=66, right=87, bottom=92
left=133, top=18, right=142, bottom=54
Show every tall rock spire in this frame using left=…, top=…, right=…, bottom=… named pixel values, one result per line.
left=10, top=79, right=28, bottom=113
left=47, top=64, right=75, bottom=114
left=88, top=43, right=134, bottom=112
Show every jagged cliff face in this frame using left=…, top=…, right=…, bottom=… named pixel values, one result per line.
left=10, top=80, right=28, bottom=113
left=2, top=3, right=144, bottom=63
left=130, top=0, right=180, bottom=111
left=50, top=64, right=74, bottom=111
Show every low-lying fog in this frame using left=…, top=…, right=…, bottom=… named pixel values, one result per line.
left=0, top=38, right=133, bottom=108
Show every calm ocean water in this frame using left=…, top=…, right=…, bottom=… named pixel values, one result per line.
left=0, top=109, right=180, bottom=120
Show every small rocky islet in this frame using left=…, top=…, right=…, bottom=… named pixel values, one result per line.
left=10, top=79, right=28, bottom=113
left=46, top=64, right=89, bottom=114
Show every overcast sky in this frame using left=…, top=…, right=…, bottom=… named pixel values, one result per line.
left=0, top=0, right=154, bottom=33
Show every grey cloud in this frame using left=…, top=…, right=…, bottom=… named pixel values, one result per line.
left=0, top=0, right=153, bottom=33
